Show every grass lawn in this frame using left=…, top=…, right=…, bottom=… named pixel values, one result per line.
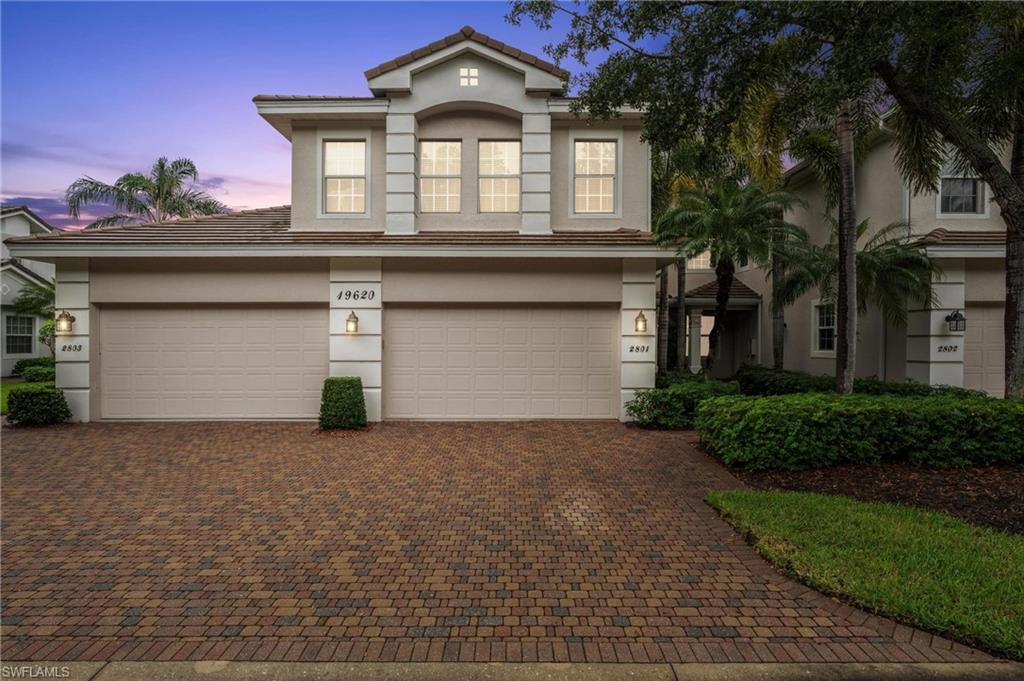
left=1, top=381, right=55, bottom=415
left=707, top=489, right=1024, bottom=660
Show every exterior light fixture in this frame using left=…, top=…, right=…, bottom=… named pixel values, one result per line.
left=634, top=311, right=648, bottom=334
left=55, top=310, right=76, bottom=335
left=945, top=309, right=966, bottom=333
left=345, top=311, right=359, bottom=334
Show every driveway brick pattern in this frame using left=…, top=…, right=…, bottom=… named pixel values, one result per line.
left=1, top=422, right=990, bottom=663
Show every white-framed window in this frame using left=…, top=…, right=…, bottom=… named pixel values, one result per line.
left=5, top=315, right=34, bottom=355
left=323, top=141, right=366, bottom=214
left=420, top=141, right=462, bottom=213
left=937, top=177, right=988, bottom=217
left=812, top=301, right=836, bottom=355
left=573, top=140, right=616, bottom=213
left=479, top=141, right=521, bottom=213
left=459, top=67, right=478, bottom=87
left=686, top=251, right=712, bottom=270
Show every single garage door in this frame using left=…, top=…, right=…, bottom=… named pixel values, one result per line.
left=384, top=306, right=618, bottom=419
left=100, top=306, right=328, bottom=419
left=964, top=302, right=1004, bottom=397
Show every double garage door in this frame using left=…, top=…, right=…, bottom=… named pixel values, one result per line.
left=100, top=304, right=618, bottom=420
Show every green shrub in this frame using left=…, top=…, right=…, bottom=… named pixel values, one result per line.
left=6, top=383, right=71, bottom=426
left=319, top=376, right=367, bottom=429
left=11, top=356, right=55, bottom=377
left=655, top=369, right=707, bottom=388
left=734, top=364, right=986, bottom=399
left=20, top=365, right=56, bottom=382
left=695, top=393, right=1024, bottom=470
left=627, top=380, right=740, bottom=429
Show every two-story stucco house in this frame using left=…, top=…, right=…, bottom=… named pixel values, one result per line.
left=1, top=205, right=56, bottom=376
left=668, top=128, right=1009, bottom=397
left=5, top=27, right=671, bottom=422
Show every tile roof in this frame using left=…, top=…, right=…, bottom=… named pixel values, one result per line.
left=684, top=278, right=761, bottom=300
left=364, top=25, right=568, bottom=81
left=4, top=206, right=655, bottom=247
left=918, top=229, right=1007, bottom=247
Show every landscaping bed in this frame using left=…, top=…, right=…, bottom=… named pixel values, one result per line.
left=707, top=489, right=1024, bottom=660
left=734, top=462, right=1024, bottom=535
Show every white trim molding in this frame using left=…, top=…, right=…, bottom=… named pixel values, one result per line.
left=317, top=128, right=373, bottom=221
left=568, top=128, right=624, bottom=220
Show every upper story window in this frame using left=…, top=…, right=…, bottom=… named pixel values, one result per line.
left=5, top=315, right=34, bottom=355
left=459, top=67, right=478, bottom=87
left=813, top=302, right=836, bottom=355
left=479, top=141, right=521, bottom=213
left=420, top=141, right=462, bottom=213
left=323, top=141, right=366, bottom=213
left=574, top=141, right=616, bottom=213
left=686, top=251, right=712, bottom=270
left=939, top=177, right=987, bottom=217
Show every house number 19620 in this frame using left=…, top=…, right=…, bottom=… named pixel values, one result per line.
left=337, top=289, right=375, bottom=301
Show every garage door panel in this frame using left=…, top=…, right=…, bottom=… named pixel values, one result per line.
left=101, top=306, right=327, bottom=419
left=964, top=303, right=1004, bottom=397
left=384, top=306, right=618, bottom=419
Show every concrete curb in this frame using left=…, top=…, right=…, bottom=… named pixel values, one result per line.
left=4, top=661, right=1021, bottom=681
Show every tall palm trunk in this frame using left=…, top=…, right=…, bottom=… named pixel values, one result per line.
left=771, top=255, right=785, bottom=369
left=675, top=257, right=687, bottom=370
left=835, top=100, right=858, bottom=394
left=1007, top=115, right=1024, bottom=399
left=657, top=267, right=669, bottom=373
left=708, top=256, right=735, bottom=371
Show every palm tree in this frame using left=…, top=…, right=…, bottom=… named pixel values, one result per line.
left=11, top=282, right=55, bottom=317
left=65, top=157, right=228, bottom=229
left=656, top=181, right=805, bottom=368
left=774, top=218, right=940, bottom=327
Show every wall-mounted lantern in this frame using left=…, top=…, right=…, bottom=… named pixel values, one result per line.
left=945, top=309, right=966, bottom=333
left=55, top=310, right=76, bottom=335
left=345, top=311, right=359, bottom=334
left=634, top=311, right=648, bottom=334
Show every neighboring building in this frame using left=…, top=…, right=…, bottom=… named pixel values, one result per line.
left=1, top=206, right=56, bottom=376
left=5, top=27, right=671, bottom=422
left=666, top=131, right=1008, bottom=396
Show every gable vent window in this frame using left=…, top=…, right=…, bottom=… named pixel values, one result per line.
left=459, top=67, right=478, bottom=87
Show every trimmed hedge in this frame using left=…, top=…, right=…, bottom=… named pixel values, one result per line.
left=695, top=393, right=1024, bottom=470
left=319, top=376, right=367, bottom=429
left=6, top=383, right=71, bottom=426
left=11, top=356, right=54, bottom=377
left=655, top=369, right=707, bottom=388
left=735, top=365, right=986, bottom=399
left=626, top=380, right=740, bottom=429
left=20, top=365, right=56, bottom=383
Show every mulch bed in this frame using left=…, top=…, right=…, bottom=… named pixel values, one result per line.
left=734, top=463, right=1024, bottom=535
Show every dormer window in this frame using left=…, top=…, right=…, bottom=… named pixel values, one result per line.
left=459, top=67, right=478, bottom=87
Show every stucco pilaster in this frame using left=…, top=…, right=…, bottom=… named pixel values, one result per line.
left=385, top=114, right=418, bottom=233
left=54, top=258, right=90, bottom=422
left=620, top=259, right=657, bottom=420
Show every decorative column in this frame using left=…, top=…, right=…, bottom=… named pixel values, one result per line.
left=620, top=259, right=656, bottom=420
left=54, top=258, right=90, bottom=422
left=385, top=114, right=417, bottom=234
left=520, top=113, right=552, bottom=234
left=906, top=260, right=965, bottom=387
left=688, top=310, right=703, bottom=373
left=330, top=257, right=382, bottom=421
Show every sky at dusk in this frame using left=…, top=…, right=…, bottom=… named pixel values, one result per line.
left=1, top=1, right=583, bottom=229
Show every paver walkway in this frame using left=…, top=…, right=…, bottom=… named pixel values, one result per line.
left=0, top=422, right=992, bottom=664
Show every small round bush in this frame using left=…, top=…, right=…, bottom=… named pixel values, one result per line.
left=319, top=376, right=368, bottom=429
left=11, top=356, right=54, bottom=377
left=21, top=365, right=56, bottom=383
left=7, top=383, right=71, bottom=426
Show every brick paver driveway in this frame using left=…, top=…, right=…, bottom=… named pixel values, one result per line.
left=1, top=422, right=989, bottom=664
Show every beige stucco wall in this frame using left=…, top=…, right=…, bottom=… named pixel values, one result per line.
left=965, top=258, right=1006, bottom=302
left=550, top=121, right=650, bottom=232
left=90, top=258, right=329, bottom=303
left=383, top=257, right=622, bottom=303
left=416, top=112, right=522, bottom=231
left=907, top=145, right=1012, bottom=236
left=290, top=125, right=387, bottom=231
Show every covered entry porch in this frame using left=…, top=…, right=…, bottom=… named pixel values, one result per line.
left=669, top=278, right=763, bottom=379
